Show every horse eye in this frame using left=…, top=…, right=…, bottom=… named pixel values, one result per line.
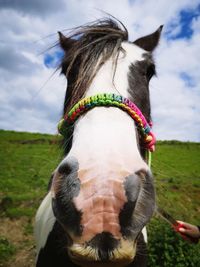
left=146, top=64, right=156, bottom=81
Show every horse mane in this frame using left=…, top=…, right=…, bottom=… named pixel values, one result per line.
left=60, top=18, right=129, bottom=114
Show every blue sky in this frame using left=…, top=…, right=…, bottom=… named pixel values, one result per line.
left=44, top=50, right=64, bottom=69
left=0, top=0, right=200, bottom=141
left=180, top=72, right=196, bottom=88
left=166, top=5, right=200, bottom=39
left=177, top=9, right=197, bottom=38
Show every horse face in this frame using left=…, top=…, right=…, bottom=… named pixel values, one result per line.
left=43, top=21, right=162, bottom=266
left=51, top=155, right=155, bottom=266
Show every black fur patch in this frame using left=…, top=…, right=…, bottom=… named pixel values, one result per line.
left=127, top=232, right=148, bottom=267
left=88, top=232, right=119, bottom=261
left=119, top=174, right=140, bottom=237
left=52, top=158, right=82, bottom=236
left=36, top=222, right=78, bottom=267
left=128, top=53, right=155, bottom=122
left=128, top=54, right=156, bottom=157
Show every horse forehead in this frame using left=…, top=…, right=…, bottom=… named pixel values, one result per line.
left=121, top=42, right=147, bottom=63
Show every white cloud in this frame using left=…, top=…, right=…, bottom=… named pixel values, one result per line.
left=0, top=0, right=199, bottom=141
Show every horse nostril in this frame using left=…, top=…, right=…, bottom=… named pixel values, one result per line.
left=119, top=170, right=155, bottom=238
left=52, top=157, right=82, bottom=236
left=123, top=173, right=141, bottom=203
left=135, top=169, right=150, bottom=183
left=58, top=157, right=79, bottom=175
left=58, top=161, right=71, bottom=175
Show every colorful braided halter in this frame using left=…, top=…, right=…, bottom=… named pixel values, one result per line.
left=58, top=93, right=156, bottom=152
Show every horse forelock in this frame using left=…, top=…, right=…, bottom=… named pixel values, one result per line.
left=60, top=18, right=128, bottom=114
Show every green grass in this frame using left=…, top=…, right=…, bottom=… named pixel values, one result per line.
left=152, top=141, right=200, bottom=223
left=0, top=237, right=16, bottom=265
left=147, top=218, right=200, bottom=267
left=0, top=130, right=200, bottom=265
left=0, top=130, right=62, bottom=220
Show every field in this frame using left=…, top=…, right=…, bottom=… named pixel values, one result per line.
left=0, top=130, right=199, bottom=266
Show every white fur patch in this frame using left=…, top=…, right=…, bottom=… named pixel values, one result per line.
left=88, top=41, right=145, bottom=97
left=35, top=191, right=56, bottom=256
left=142, top=227, right=148, bottom=243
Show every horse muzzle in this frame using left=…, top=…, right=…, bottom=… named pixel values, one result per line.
left=51, top=157, right=155, bottom=266
left=68, top=234, right=137, bottom=267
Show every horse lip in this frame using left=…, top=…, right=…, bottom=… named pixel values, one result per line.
left=68, top=238, right=137, bottom=264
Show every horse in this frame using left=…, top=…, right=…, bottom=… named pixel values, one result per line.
left=35, top=18, right=162, bottom=267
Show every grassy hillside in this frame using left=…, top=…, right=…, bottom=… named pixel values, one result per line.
left=0, top=130, right=199, bottom=266
left=153, top=140, right=200, bottom=223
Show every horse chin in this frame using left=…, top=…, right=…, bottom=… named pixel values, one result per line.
left=68, top=238, right=137, bottom=267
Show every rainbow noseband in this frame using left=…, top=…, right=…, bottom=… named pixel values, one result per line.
left=58, top=93, right=156, bottom=152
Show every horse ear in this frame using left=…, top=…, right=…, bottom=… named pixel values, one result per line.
left=58, top=31, right=76, bottom=51
left=133, top=25, right=163, bottom=52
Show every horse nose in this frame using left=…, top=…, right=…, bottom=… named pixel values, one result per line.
left=119, top=170, right=155, bottom=238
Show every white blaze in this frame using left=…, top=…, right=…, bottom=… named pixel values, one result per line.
left=67, top=42, right=149, bottom=173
